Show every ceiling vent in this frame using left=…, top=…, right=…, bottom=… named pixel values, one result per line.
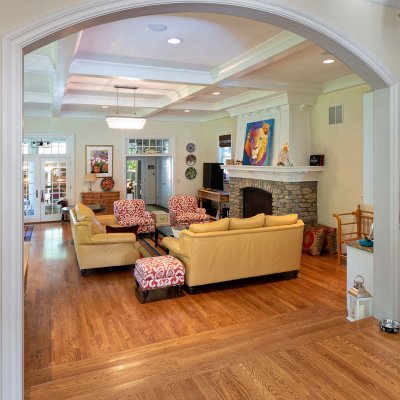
left=329, top=105, right=343, bottom=125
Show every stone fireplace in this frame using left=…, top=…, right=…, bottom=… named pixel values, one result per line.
left=225, top=166, right=321, bottom=225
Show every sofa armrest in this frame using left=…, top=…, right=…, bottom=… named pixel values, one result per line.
left=90, top=233, right=136, bottom=244
left=97, top=214, right=118, bottom=226
left=162, top=237, right=181, bottom=254
left=196, top=208, right=207, bottom=214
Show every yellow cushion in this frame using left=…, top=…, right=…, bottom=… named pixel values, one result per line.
left=189, top=218, right=229, bottom=233
left=75, top=203, right=105, bottom=234
left=229, top=213, right=265, bottom=230
left=265, top=214, right=298, bottom=227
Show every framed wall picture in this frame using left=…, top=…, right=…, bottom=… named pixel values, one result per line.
left=86, top=145, right=113, bottom=177
left=242, top=119, right=274, bottom=166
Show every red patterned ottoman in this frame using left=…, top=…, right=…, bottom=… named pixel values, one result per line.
left=133, top=255, right=185, bottom=301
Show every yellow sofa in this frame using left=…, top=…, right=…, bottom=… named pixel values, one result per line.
left=163, top=213, right=304, bottom=289
left=70, top=203, right=140, bottom=275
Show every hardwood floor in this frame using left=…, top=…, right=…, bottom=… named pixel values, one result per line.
left=25, top=223, right=400, bottom=399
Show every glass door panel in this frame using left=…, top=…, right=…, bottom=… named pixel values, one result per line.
left=24, top=157, right=70, bottom=223
left=41, top=159, right=69, bottom=222
left=23, top=159, right=40, bottom=222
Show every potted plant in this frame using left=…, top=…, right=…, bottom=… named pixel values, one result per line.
left=92, top=158, right=103, bottom=173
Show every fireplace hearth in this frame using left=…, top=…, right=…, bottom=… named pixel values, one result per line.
left=229, top=177, right=317, bottom=226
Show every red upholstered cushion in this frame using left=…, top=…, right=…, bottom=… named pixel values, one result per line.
left=302, top=227, right=326, bottom=256
left=106, top=225, right=139, bottom=234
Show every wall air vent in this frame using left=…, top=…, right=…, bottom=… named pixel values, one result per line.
left=329, top=105, right=343, bottom=125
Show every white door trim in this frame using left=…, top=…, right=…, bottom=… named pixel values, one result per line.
left=1, top=1, right=398, bottom=399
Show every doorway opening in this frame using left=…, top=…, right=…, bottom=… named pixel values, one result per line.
left=126, top=156, right=172, bottom=209
left=23, top=135, right=74, bottom=223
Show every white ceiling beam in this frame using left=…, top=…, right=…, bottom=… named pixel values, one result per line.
left=69, top=59, right=212, bottom=85
left=146, top=32, right=310, bottom=117
left=24, top=54, right=55, bottom=74
left=24, top=92, right=53, bottom=103
left=53, top=33, right=81, bottom=117
left=211, top=31, right=310, bottom=83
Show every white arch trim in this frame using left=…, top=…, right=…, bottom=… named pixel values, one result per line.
left=1, top=1, right=399, bottom=399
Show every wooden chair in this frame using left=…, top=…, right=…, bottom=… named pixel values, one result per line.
left=332, top=205, right=374, bottom=265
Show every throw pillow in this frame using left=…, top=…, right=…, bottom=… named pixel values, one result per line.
left=302, top=227, right=326, bottom=256
left=189, top=218, right=229, bottom=233
left=75, top=202, right=106, bottom=234
left=106, top=225, right=139, bottom=235
left=265, top=214, right=298, bottom=227
left=313, top=223, right=337, bottom=255
left=229, top=213, right=265, bottom=230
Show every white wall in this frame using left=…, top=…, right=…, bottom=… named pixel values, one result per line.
left=310, top=84, right=371, bottom=227
left=203, top=117, right=237, bottom=162
left=24, top=117, right=206, bottom=202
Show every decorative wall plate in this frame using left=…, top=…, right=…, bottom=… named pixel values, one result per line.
left=186, top=154, right=196, bottom=166
left=185, top=167, right=197, bottom=180
left=186, top=143, right=196, bottom=153
left=100, top=177, right=115, bottom=191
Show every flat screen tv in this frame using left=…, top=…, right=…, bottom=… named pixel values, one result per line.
left=203, top=163, right=224, bottom=191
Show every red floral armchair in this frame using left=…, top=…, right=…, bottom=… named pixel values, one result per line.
left=168, top=195, right=209, bottom=227
left=113, top=199, right=155, bottom=234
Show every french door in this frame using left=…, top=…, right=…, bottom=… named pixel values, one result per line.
left=24, top=157, right=71, bottom=222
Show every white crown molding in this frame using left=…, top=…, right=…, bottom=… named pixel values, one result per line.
left=364, top=0, right=400, bottom=8
left=223, top=78, right=322, bottom=95
left=323, top=73, right=367, bottom=94
left=226, top=91, right=317, bottom=116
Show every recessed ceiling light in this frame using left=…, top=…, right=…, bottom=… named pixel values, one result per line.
left=101, top=105, right=108, bottom=109
left=167, top=38, right=182, bottom=45
left=322, top=52, right=335, bottom=64
left=184, top=109, right=190, bottom=113
left=212, top=92, right=220, bottom=96
left=147, top=24, right=167, bottom=32
left=126, top=77, right=142, bottom=81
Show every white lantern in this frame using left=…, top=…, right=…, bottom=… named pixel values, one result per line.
left=347, top=275, right=373, bottom=321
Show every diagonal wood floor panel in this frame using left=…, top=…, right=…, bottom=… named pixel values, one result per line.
left=25, top=223, right=400, bottom=399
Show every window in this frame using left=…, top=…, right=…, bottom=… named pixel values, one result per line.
left=128, top=138, right=170, bottom=155
left=218, top=134, right=232, bottom=181
left=218, top=134, right=232, bottom=164
left=23, top=137, right=68, bottom=155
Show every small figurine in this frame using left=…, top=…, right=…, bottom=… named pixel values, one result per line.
left=277, top=143, right=293, bottom=166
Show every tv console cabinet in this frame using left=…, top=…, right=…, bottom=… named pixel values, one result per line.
left=198, top=189, right=229, bottom=219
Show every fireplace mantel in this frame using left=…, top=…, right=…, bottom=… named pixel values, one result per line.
left=222, top=165, right=324, bottom=182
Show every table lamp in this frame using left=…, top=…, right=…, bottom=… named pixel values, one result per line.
left=85, top=173, right=97, bottom=192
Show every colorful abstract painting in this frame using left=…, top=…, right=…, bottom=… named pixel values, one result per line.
left=242, top=119, right=274, bottom=166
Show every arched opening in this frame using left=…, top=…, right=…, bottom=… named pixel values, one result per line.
left=2, top=2, right=398, bottom=398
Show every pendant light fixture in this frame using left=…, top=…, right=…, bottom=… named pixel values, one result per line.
left=106, top=85, right=146, bottom=130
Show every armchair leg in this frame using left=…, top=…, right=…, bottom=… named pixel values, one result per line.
left=143, top=290, right=149, bottom=302
left=177, top=285, right=182, bottom=297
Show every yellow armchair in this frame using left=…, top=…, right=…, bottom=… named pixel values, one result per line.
left=70, top=207, right=140, bottom=275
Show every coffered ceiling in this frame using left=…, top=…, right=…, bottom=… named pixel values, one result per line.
left=23, top=12, right=364, bottom=123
